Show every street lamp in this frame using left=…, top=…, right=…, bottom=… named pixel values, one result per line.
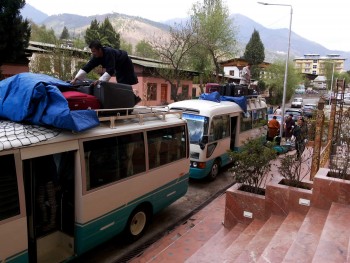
left=258, top=2, right=293, bottom=140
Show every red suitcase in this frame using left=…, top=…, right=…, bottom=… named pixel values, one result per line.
left=62, top=91, right=100, bottom=110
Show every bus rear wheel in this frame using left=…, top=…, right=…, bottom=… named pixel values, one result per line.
left=207, top=159, right=220, bottom=181
left=125, top=206, right=150, bottom=242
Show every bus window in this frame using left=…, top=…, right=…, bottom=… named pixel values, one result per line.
left=241, top=111, right=252, bottom=132
left=148, top=126, right=187, bottom=169
left=182, top=113, right=209, bottom=144
left=209, top=115, right=230, bottom=142
left=84, top=132, right=146, bottom=190
left=0, top=154, right=20, bottom=221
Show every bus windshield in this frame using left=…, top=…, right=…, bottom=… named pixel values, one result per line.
left=183, top=113, right=209, bottom=144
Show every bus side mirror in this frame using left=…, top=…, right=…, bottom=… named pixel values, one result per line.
left=199, top=135, right=208, bottom=150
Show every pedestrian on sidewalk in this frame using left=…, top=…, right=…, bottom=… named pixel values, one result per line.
left=293, top=117, right=308, bottom=158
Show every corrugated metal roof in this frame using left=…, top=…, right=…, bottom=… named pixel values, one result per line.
left=132, top=58, right=199, bottom=75
left=131, top=58, right=168, bottom=68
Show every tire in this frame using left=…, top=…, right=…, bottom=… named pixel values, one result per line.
left=207, top=159, right=220, bottom=181
left=124, top=206, right=150, bottom=242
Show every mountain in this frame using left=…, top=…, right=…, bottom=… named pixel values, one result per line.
left=21, top=4, right=350, bottom=70
left=22, top=4, right=48, bottom=24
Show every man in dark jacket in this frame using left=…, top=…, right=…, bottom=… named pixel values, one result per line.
left=293, top=117, right=308, bottom=158
left=71, top=40, right=138, bottom=85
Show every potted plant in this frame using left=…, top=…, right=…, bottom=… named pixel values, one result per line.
left=266, top=148, right=313, bottom=216
left=224, top=137, right=277, bottom=226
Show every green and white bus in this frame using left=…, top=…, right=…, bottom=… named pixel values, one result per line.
left=169, top=96, right=267, bottom=180
left=0, top=108, right=189, bottom=263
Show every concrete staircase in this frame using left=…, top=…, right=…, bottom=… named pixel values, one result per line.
left=130, top=198, right=350, bottom=263
left=130, top=168, right=350, bottom=262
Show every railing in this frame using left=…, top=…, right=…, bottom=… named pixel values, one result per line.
left=320, top=140, right=332, bottom=168
left=96, top=106, right=183, bottom=128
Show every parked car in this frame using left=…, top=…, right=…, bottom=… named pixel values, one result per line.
left=295, top=88, right=305, bottom=94
left=344, top=93, right=350, bottom=105
left=285, top=108, right=303, bottom=121
left=323, top=93, right=347, bottom=104
left=295, top=84, right=306, bottom=94
left=306, top=89, right=319, bottom=94
left=303, top=103, right=317, bottom=118
left=291, top=97, right=303, bottom=108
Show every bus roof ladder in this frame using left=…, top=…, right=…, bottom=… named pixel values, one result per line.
left=96, top=106, right=183, bottom=128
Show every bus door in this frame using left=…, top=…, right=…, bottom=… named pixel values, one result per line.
left=23, top=151, right=75, bottom=263
left=230, top=116, right=238, bottom=150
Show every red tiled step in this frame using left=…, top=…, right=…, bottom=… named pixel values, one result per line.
left=257, top=212, right=305, bottom=263
left=185, top=222, right=247, bottom=263
left=233, top=215, right=285, bottom=263
left=130, top=218, right=197, bottom=263
left=283, top=207, right=328, bottom=263
left=131, top=194, right=226, bottom=263
left=221, top=219, right=266, bottom=263
left=312, top=202, right=350, bottom=263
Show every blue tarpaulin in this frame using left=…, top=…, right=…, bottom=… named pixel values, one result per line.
left=199, top=92, right=247, bottom=112
left=0, top=73, right=100, bottom=132
left=199, top=91, right=221, bottom=103
left=221, top=96, right=247, bottom=112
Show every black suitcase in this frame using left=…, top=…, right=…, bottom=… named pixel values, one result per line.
left=217, top=85, right=226, bottom=96
left=94, top=81, right=137, bottom=109
left=224, top=83, right=236, bottom=96
left=234, top=85, right=248, bottom=96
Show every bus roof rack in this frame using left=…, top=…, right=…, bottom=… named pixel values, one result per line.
left=96, top=106, right=183, bottom=128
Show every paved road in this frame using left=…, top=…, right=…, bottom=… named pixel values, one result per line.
left=74, top=167, right=235, bottom=263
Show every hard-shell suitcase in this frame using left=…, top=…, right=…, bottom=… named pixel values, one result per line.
left=217, top=85, right=226, bottom=96
left=224, top=83, right=235, bottom=96
left=233, top=85, right=248, bottom=96
left=62, top=91, right=100, bottom=110
left=94, top=82, right=137, bottom=109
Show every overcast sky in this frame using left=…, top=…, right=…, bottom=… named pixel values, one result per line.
left=26, top=0, right=350, bottom=52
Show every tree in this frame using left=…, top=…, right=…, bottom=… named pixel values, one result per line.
left=85, top=19, right=100, bottom=45
left=191, top=0, right=237, bottom=82
left=30, top=23, right=57, bottom=44
left=30, top=42, right=76, bottom=80
left=148, top=20, right=199, bottom=102
left=0, top=0, right=31, bottom=71
left=60, top=26, right=70, bottom=40
left=120, top=39, right=133, bottom=54
left=84, top=18, right=120, bottom=49
left=243, top=29, right=265, bottom=80
left=135, top=40, right=157, bottom=59
left=263, top=60, right=303, bottom=105
left=99, top=18, right=120, bottom=49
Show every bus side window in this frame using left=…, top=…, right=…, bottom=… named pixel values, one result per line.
left=84, top=132, right=145, bottom=190
left=210, top=115, right=229, bottom=141
left=147, top=126, right=186, bottom=168
left=0, top=154, right=20, bottom=221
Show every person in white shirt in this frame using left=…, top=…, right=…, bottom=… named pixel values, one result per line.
left=274, top=106, right=282, bottom=115
left=239, top=63, right=252, bottom=86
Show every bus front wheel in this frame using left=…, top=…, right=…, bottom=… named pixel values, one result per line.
left=125, top=205, right=150, bottom=242
left=207, top=159, right=220, bottom=181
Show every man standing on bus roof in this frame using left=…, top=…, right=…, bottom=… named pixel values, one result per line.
left=71, top=40, right=139, bottom=85
left=239, top=63, right=252, bottom=86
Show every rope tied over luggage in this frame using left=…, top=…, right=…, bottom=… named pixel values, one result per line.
left=0, top=120, right=60, bottom=151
